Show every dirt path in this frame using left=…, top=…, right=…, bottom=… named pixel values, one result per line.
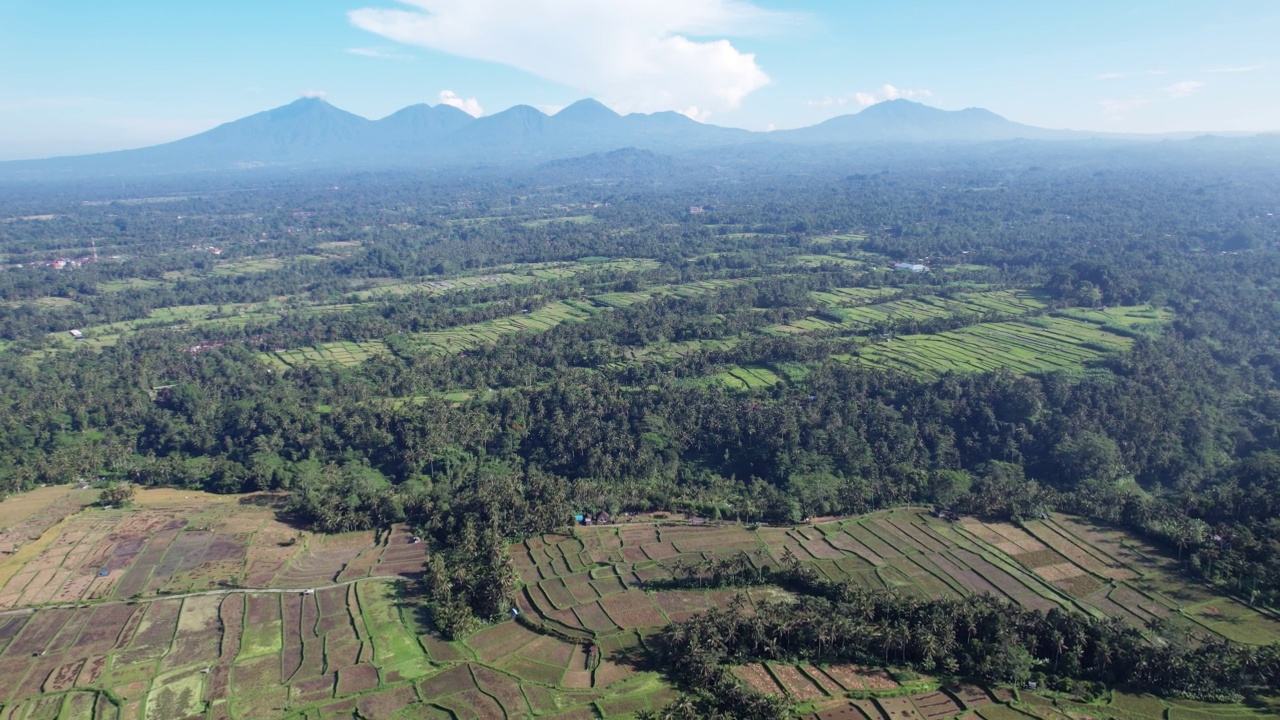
left=0, top=573, right=411, bottom=619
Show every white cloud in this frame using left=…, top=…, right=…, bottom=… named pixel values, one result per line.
left=806, top=84, right=932, bottom=110
left=1208, top=64, right=1264, bottom=73
left=349, top=0, right=784, bottom=119
left=1164, top=80, right=1205, bottom=98
left=346, top=47, right=414, bottom=60
left=438, top=90, right=484, bottom=116
left=1097, top=70, right=1166, bottom=80
left=301, top=90, right=328, bottom=99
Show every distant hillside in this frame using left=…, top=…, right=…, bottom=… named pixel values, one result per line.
left=537, top=148, right=677, bottom=179
left=0, top=97, right=1141, bottom=179
left=776, top=99, right=1078, bottom=143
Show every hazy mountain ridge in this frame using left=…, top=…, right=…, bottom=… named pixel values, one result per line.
left=0, top=97, right=1249, bottom=179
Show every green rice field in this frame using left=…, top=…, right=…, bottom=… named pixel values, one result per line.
left=264, top=340, right=391, bottom=369
left=773, top=289, right=1047, bottom=335
left=849, top=307, right=1167, bottom=378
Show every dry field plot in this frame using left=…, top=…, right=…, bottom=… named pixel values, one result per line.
left=0, top=488, right=427, bottom=609
left=514, top=508, right=1280, bottom=655
left=0, top=578, right=463, bottom=720
left=3, top=485, right=1272, bottom=718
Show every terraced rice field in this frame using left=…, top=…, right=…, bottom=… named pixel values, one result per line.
left=0, top=490, right=426, bottom=609
left=772, top=289, right=1046, bottom=336
left=0, top=578, right=433, bottom=720
left=42, top=303, right=284, bottom=351
left=350, top=259, right=659, bottom=301
left=403, top=300, right=600, bottom=356
left=264, top=340, right=391, bottom=370
left=849, top=307, right=1165, bottom=378
left=810, top=287, right=901, bottom=308
left=512, top=509, right=1279, bottom=650
left=3, top=484, right=1270, bottom=718
left=263, top=277, right=749, bottom=368
left=710, top=364, right=783, bottom=390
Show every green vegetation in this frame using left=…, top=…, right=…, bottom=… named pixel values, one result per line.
left=850, top=310, right=1157, bottom=378
left=0, top=145, right=1278, bottom=717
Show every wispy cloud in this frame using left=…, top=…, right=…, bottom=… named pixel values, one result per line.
left=1164, top=80, right=1205, bottom=98
left=349, top=0, right=793, bottom=120
left=1208, top=64, right=1264, bottom=74
left=346, top=47, right=414, bottom=60
left=1100, top=78, right=1205, bottom=119
left=300, top=90, right=328, bottom=100
left=807, top=84, right=932, bottom=109
left=437, top=90, right=483, bottom=117
left=1097, top=69, right=1166, bottom=80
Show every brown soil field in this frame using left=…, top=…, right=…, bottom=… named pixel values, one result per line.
left=1015, top=549, right=1069, bottom=570
left=811, top=702, right=875, bottom=720
left=1055, top=574, right=1104, bottom=598
left=823, top=665, right=899, bottom=691
left=598, top=590, right=667, bottom=629
left=912, top=691, right=963, bottom=719
left=1033, top=561, right=1088, bottom=581
left=572, top=601, right=620, bottom=632
left=515, top=635, right=576, bottom=668
left=468, top=622, right=539, bottom=663
left=877, top=695, right=926, bottom=719
left=734, top=663, right=784, bottom=695
left=417, top=663, right=477, bottom=699
left=593, top=659, right=633, bottom=688
left=336, top=664, right=379, bottom=696
left=472, top=665, right=530, bottom=716
left=541, top=577, right=576, bottom=609
left=772, top=663, right=827, bottom=701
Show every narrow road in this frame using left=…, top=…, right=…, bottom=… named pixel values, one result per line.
left=0, top=574, right=413, bottom=619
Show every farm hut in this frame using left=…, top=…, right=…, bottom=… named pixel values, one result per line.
left=893, top=262, right=929, bottom=273
left=596, top=511, right=612, bottom=525
left=69, top=329, right=85, bottom=340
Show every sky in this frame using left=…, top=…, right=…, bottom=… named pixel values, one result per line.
left=1, top=0, right=1277, bottom=160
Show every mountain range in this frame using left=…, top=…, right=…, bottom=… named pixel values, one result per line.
left=0, top=98, right=1188, bottom=179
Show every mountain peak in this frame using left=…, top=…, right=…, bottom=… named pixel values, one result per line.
left=856, top=99, right=939, bottom=116
left=376, top=103, right=475, bottom=137
left=556, top=99, right=621, bottom=123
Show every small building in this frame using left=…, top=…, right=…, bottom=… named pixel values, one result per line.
left=68, top=329, right=85, bottom=340
left=893, top=262, right=929, bottom=273
left=595, top=511, right=612, bottom=525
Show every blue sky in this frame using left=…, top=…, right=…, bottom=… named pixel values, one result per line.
left=1, top=0, right=1276, bottom=160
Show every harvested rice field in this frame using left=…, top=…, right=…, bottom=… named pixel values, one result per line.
left=2, top=484, right=1274, bottom=718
